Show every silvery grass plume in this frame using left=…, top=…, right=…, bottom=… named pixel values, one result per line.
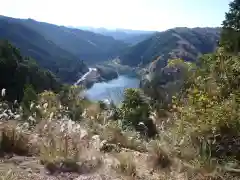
left=1, top=88, right=6, bottom=97
left=15, top=122, right=29, bottom=132
left=42, top=116, right=82, bottom=136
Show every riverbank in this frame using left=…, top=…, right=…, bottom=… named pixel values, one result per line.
left=75, top=66, right=119, bottom=88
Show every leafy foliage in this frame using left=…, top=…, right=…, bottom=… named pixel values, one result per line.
left=60, top=85, right=86, bottom=122
left=220, top=0, right=240, bottom=53
left=171, top=47, right=240, bottom=163
left=141, top=58, right=196, bottom=112
left=116, top=88, right=157, bottom=137
left=21, top=84, right=38, bottom=118
left=119, top=88, right=150, bottom=128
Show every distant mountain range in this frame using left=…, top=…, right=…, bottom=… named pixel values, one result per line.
left=0, top=15, right=221, bottom=84
left=68, top=26, right=155, bottom=45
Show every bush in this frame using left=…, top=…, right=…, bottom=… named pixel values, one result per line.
left=0, top=122, right=30, bottom=155
left=117, top=88, right=157, bottom=137
left=59, top=85, right=85, bottom=122
left=170, top=48, right=240, bottom=170
left=21, top=84, right=38, bottom=118
left=39, top=120, right=82, bottom=174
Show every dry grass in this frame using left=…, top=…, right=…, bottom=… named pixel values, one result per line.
left=0, top=122, right=30, bottom=156
left=0, top=169, right=17, bottom=180
left=148, top=140, right=171, bottom=169
left=99, top=121, right=147, bottom=152
left=39, top=120, right=83, bottom=174
left=83, top=103, right=102, bottom=120
left=114, top=152, right=136, bottom=177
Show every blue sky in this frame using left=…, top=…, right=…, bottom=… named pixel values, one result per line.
left=0, top=0, right=231, bottom=31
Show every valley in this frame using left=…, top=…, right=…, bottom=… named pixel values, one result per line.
left=0, top=1, right=239, bottom=179
left=0, top=15, right=222, bottom=104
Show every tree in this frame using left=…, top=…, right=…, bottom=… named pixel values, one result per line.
left=117, top=88, right=157, bottom=137
left=21, top=84, right=38, bottom=118
left=220, top=0, right=240, bottom=53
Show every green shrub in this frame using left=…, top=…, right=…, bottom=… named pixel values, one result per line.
left=170, top=48, right=240, bottom=168
left=59, top=85, right=85, bottom=121
left=116, top=88, right=157, bottom=137
left=119, top=88, right=150, bottom=127
left=21, top=84, right=38, bottom=119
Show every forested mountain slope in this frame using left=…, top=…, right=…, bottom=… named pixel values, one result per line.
left=0, top=17, right=89, bottom=82
left=0, top=16, right=129, bottom=82
left=0, top=40, right=61, bottom=101
left=120, top=27, right=221, bottom=68
left=20, top=18, right=128, bottom=64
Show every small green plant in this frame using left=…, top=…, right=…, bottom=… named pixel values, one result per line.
left=21, top=84, right=38, bottom=119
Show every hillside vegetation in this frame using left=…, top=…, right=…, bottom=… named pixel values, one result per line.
left=0, top=17, right=89, bottom=83
left=0, top=1, right=239, bottom=180
left=120, top=27, right=221, bottom=67
left=0, top=40, right=61, bottom=101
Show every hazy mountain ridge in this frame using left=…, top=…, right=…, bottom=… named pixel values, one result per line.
left=71, top=26, right=155, bottom=44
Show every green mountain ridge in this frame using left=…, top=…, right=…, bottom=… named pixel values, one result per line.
left=0, top=17, right=90, bottom=83
left=120, top=27, right=221, bottom=68
left=0, top=15, right=129, bottom=83
left=20, top=18, right=128, bottom=64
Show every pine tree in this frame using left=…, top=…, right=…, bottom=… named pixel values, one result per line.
left=220, top=0, right=240, bottom=53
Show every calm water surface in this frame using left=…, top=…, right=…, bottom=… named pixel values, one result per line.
left=85, top=75, right=140, bottom=104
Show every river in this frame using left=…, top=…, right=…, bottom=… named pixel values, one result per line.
left=84, top=75, right=140, bottom=105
